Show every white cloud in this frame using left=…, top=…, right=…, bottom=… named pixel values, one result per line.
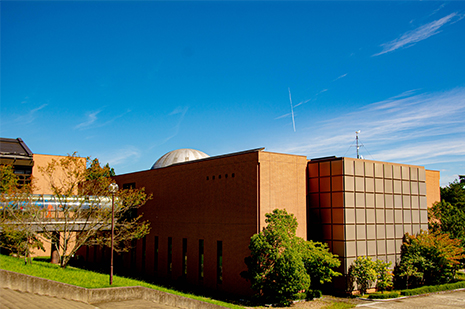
left=333, top=73, right=347, bottom=82
left=373, top=12, right=462, bottom=56
left=99, top=146, right=141, bottom=167
left=75, top=111, right=100, bottom=129
left=273, top=88, right=465, bottom=167
left=74, top=109, right=131, bottom=130
left=163, top=106, right=189, bottom=143
left=15, top=104, right=48, bottom=124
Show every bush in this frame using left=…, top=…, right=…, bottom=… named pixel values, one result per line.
left=396, top=231, right=465, bottom=288
left=401, top=281, right=465, bottom=296
left=375, top=260, right=393, bottom=292
left=368, top=291, right=400, bottom=299
left=349, top=256, right=377, bottom=295
left=242, top=209, right=340, bottom=306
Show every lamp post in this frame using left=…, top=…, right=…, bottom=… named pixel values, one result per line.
left=108, top=183, right=119, bottom=285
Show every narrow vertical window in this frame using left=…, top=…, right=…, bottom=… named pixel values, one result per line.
left=182, top=238, right=188, bottom=277
left=168, top=237, right=172, bottom=275
left=154, top=236, right=159, bottom=274
left=142, top=236, right=147, bottom=273
left=217, top=241, right=223, bottom=284
left=131, top=239, right=137, bottom=270
left=199, top=239, right=204, bottom=282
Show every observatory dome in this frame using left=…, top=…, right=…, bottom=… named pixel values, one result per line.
left=151, top=148, right=210, bottom=169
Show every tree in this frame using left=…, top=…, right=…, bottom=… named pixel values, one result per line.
left=349, top=256, right=377, bottom=295
left=0, top=165, right=44, bottom=264
left=86, top=158, right=115, bottom=180
left=301, top=239, right=341, bottom=288
left=396, top=231, right=465, bottom=287
left=429, top=179, right=465, bottom=249
left=241, top=209, right=340, bottom=306
left=375, top=260, right=393, bottom=292
left=3, top=153, right=151, bottom=268
left=0, top=165, right=18, bottom=193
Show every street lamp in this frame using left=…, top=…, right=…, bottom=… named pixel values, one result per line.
left=108, top=182, right=119, bottom=285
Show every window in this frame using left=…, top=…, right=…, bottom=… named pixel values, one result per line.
left=168, top=237, right=172, bottom=275
left=154, top=236, right=159, bottom=274
left=123, top=182, right=136, bottom=189
left=142, top=236, right=146, bottom=273
left=131, top=239, right=137, bottom=270
left=182, top=238, right=187, bottom=277
left=199, top=239, right=204, bottom=282
left=232, top=173, right=235, bottom=178
left=217, top=241, right=223, bottom=284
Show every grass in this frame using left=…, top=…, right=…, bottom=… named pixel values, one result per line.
left=0, top=254, right=244, bottom=309
left=322, top=302, right=355, bottom=309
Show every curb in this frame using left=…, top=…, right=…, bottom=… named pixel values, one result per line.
left=0, top=269, right=228, bottom=308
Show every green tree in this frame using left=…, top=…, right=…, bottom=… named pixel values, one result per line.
left=242, top=209, right=310, bottom=305
left=301, top=239, right=341, bottom=288
left=86, top=158, right=115, bottom=180
left=0, top=165, right=44, bottom=264
left=350, top=256, right=377, bottom=295
left=375, top=260, right=393, bottom=292
left=397, top=231, right=465, bottom=287
left=1, top=165, right=18, bottom=193
left=429, top=179, right=465, bottom=249
left=241, top=209, right=340, bottom=306
left=1, top=154, right=151, bottom=268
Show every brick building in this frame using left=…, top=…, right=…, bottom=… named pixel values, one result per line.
left=80, top=147, right=440, bottom=295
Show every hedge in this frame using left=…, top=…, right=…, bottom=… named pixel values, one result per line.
left=368, top=291, right=400, bottom=299
left=401, top=281, right=465, bottom=296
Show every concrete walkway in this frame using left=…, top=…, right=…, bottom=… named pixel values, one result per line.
left=0, top=287, right=179, bottom=309
left=0, top=287, right=96, bottom=309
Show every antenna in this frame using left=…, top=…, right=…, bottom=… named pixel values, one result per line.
left=356, top=130, right=361, bottom=159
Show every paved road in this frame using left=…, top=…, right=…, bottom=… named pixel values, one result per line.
left=356, top=289, right=465, bottom=308
left=0, top=288, right=178, bottom=309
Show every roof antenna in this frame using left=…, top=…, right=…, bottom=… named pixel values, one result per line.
left=356, top=130, right=361, bottom=159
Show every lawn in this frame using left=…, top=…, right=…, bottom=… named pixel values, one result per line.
left=0, top=254, right=244, bottom=309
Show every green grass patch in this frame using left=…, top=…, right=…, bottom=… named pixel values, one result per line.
left=322, top=301, right=355, bottom=309
left=401, top=281, right=465, bottom=296
left=0, top=254, right=244, bottom=309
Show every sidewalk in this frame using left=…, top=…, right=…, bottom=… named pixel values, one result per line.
left=0, top=287, right=178, bottom=309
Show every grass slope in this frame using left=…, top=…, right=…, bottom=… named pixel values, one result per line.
left=0, top=254, right=244, bottom=309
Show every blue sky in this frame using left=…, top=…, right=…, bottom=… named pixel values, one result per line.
left=2, top=1, right=464, bottom=186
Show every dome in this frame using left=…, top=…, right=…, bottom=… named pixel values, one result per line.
left=151, top=148, right=210, bottom=169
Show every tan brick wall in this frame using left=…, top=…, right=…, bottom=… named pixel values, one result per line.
left=32, top=154, right=86, bottom=195
left=258, top=151, right=308, bottom=239
left=425, top=169, right=440, bottom=207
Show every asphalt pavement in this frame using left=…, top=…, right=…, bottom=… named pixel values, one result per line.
left=356, top=289, right=465, bottom=308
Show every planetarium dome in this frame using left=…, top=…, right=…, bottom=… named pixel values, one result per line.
left=151, top=148, right=210, bottom=169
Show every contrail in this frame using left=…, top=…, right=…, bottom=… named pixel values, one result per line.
left=288, top=88, right=296, bottom=132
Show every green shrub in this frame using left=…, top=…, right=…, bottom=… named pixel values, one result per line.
left=401, top=281, right=465, bottom=296
left=349, top=256, right=377, bottom=295
left=368, top=291, right=400, bottom=299
left=311, top=289, right=322, bottom=299
left=396, top=231, right=465, bottom=287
